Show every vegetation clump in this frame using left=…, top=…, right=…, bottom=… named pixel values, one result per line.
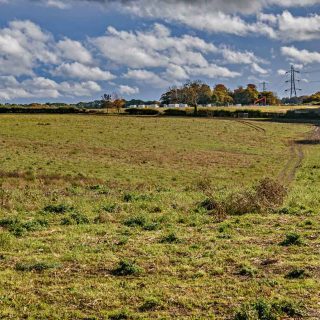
left=61, top=212, right=90, bottom=225
left=15, top=261, right=59, bottom=272
left=280, top=233, right=302, bottom=246
left=285, top=268, right=307, bottom=279
left=234, top=299, right=302, bottom=320
left=111, top=260, right=142, bottom=276
left=43, top=203, right=74, bottom=214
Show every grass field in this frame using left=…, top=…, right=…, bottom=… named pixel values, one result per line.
left=0, top=114, right=319, bottom=319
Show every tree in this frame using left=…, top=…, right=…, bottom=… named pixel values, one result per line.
left=182, top=80, right=212, bottom=115
left=233, top=84, right=259, bottom=105
left=101, top=94, right=113, bottom=113
left=212, top=84, right=233, bottom=106
left=260, top=91, right=280, bottom=105
left=113, top=98, right=125, bottom=113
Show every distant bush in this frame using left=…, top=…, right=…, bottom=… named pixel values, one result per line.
left=111, top=260, right=142, bottom=276
left=124, top=215, right=146, bottom=228
left=163, top=108, right=187, bottom=116
left=125, top=108, right=160, bottom=115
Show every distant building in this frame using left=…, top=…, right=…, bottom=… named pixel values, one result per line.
left=168, top=104, right=180, bottom=108
left=179, top=104, right=188, bottom=108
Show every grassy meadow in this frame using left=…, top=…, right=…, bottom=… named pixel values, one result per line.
left=0, top=114, right=319, bottom=319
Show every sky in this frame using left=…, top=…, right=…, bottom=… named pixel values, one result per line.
left=0, top=0, right=320, bottom=103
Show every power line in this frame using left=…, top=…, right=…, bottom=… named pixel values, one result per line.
left=285, top=65, right=302, bottom=98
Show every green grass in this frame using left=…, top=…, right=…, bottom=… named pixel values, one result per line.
left=0, top=114, right=319, bottom=319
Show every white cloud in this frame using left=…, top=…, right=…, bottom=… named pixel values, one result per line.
left=91, top=23, right=218, bottom=69
left=119, top=85, right=139, bottom=95
left=123, top=69, right=169, bottom=88
left=281, top=46, right=320, bottom=64
left=277, top=69, right=287, bottom=75
left=185, top=64, right=240, bottom=79
left=0, top=76, right=101, bottom=100
left=57, top=38, right=92, bottom=64
left=54, top=62, right=115, bottom=81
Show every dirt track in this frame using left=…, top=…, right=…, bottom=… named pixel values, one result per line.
left=278, top=124, right=320, bottom=185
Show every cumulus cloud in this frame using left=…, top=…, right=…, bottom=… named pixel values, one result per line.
left=57, top=38, right=93, bottom=64
left=281, top=46, right=320, bottom=64
left=119, top=85, right=139, bottom=95
left=53, top=62, right=116, bottom=80
left=0, top=76, right=101, bottom=100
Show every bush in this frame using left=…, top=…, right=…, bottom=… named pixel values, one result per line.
left=280, top=233, right=302, bottom=246
left=163, top=108, right=187, bottom=116
left=111, top=260, right=142, bottom=276
left=125, top=108, right=160, bottom=115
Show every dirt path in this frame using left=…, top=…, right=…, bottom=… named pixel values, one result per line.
left=278, top=124, right=320, bottom=185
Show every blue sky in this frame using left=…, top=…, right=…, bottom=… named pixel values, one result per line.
left=0, top=0, right=320, bottom=103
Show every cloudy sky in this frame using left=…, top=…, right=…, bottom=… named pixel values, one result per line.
left=0, top=0, right=320, bottom=103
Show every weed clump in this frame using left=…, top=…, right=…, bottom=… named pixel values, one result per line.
left=199, top=178, right=287, bottom=217
left=61, top=212, right=90, bottom=225
left=238, top=264, right=257, bottom=277
left=285, top=268, right=307, bottom=279
left=139, top=297, right=161, bottom=312
left=234, top=298, right=302, bottom=320
left=0, top=217, right=48, bottom=237
left=160, top=232, right=180, bottom=244
left=111, top=260, right=142, bottom=276
left=108, top=310, right=132, bottom=320
left=280, top=233, right=302, bottom=246
left=124, top=216, right=146, bottom=227
left=15, top=261, right=59, bottom=272
left=43, top=204, right=74, bottom=214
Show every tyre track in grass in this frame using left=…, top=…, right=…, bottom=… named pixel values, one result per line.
left=235, top=119, right=266, bottom=133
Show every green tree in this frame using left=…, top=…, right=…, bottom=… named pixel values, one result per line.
left=212, top=84, right=234, bottom=106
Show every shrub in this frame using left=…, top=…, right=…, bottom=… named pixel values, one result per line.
left=123, top=193, right=135, bottom=202
left=111, top=260, right=142, bottom=276
left=163, top=108, right=187, bottom=116
left=280, top=233, right=302, bottom=246
left=125, top=108, right=160, bottom=115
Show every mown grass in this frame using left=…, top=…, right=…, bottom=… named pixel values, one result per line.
left=0, top=114, right=318, bottom=319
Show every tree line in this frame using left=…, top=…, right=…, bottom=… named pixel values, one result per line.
left=160, top=80, right=279, bottom=113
